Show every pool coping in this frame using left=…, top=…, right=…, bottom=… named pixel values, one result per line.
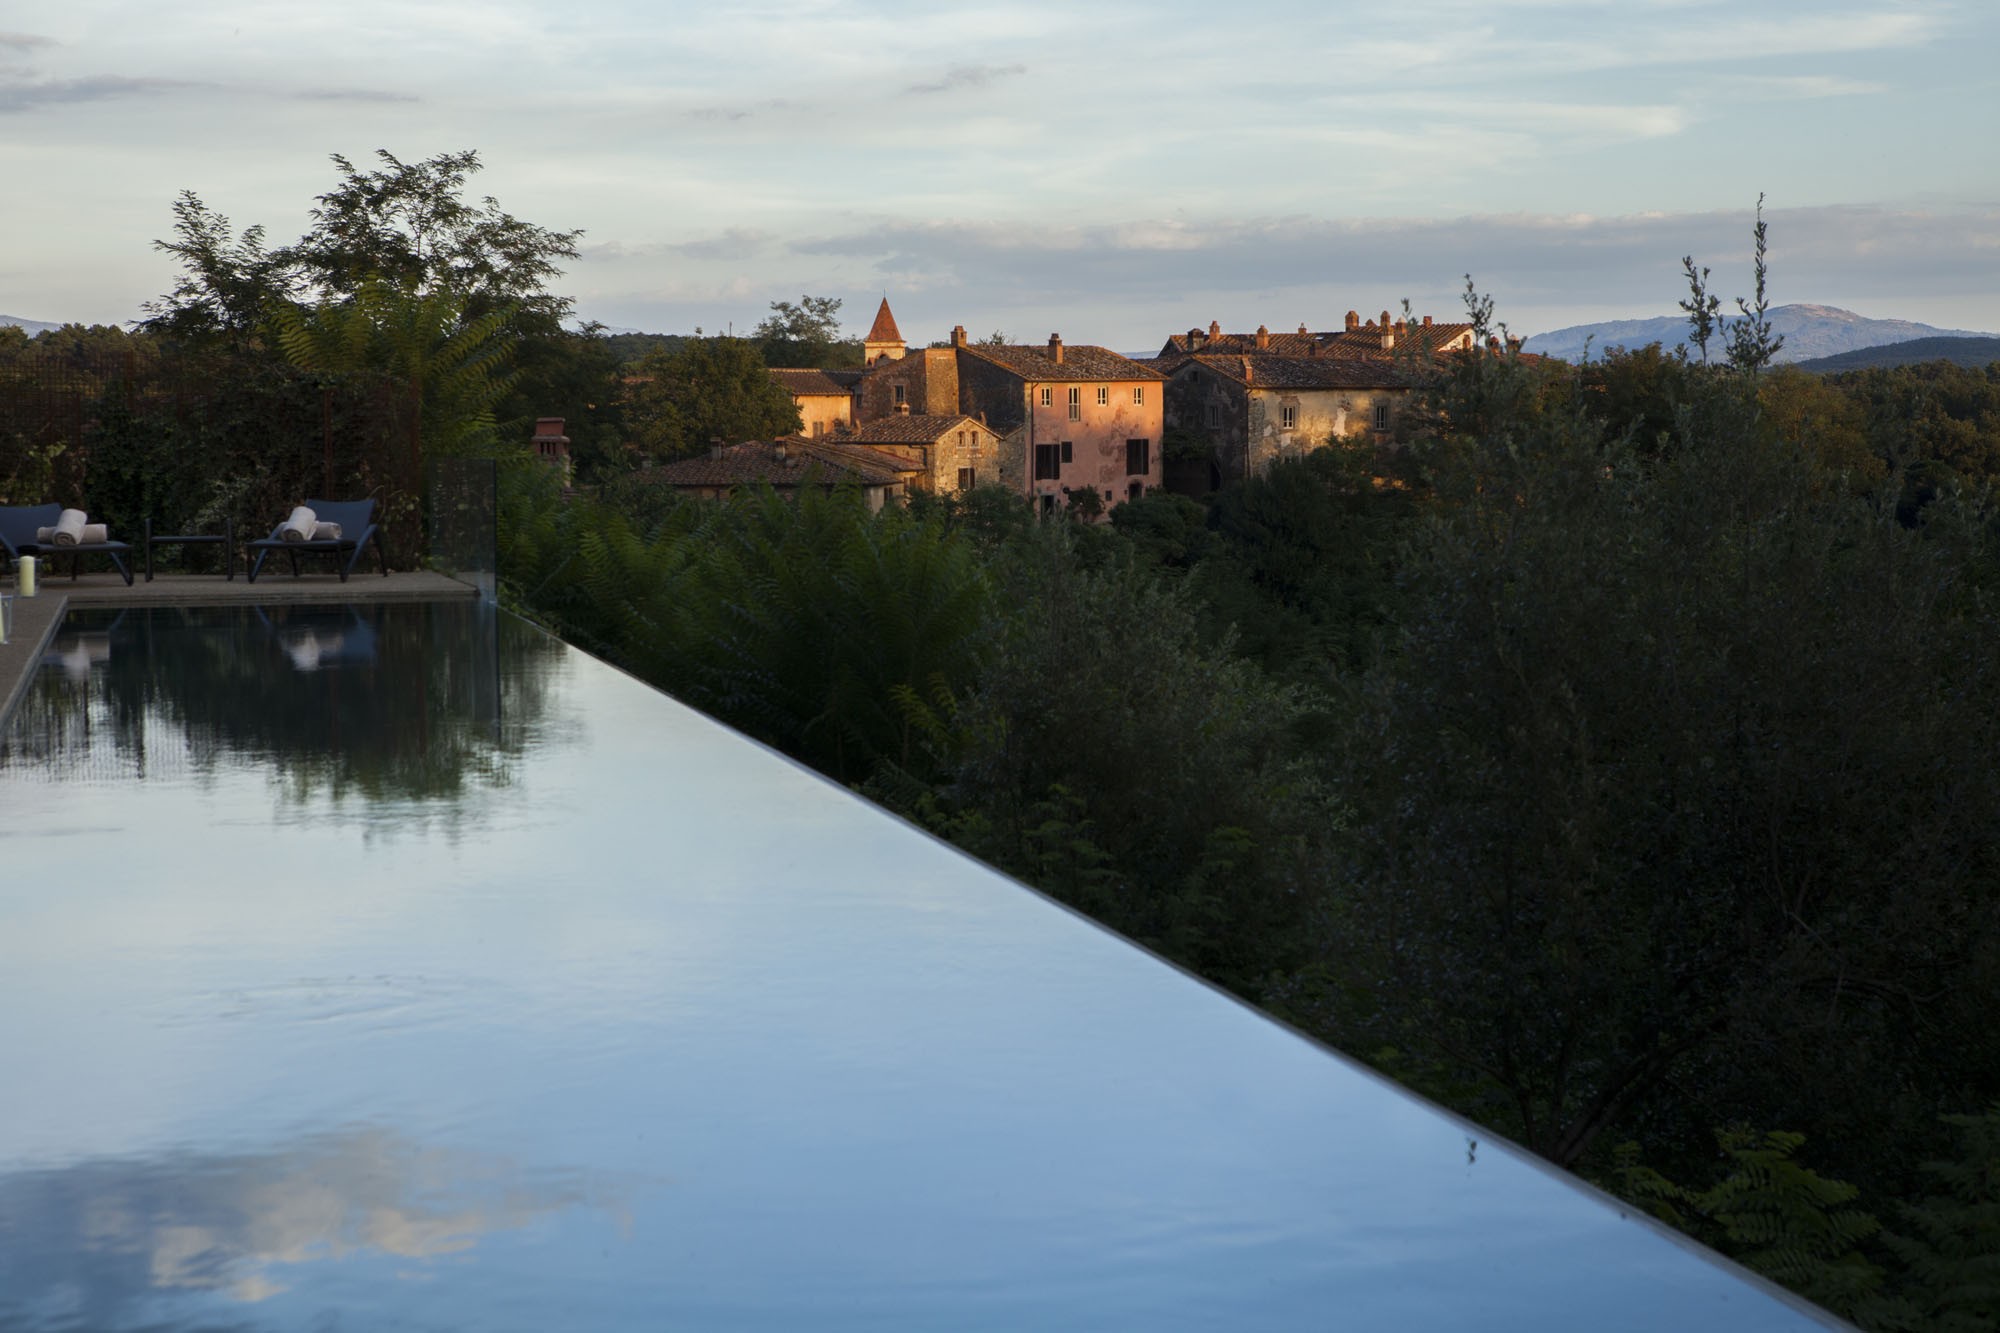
left=0, top=591, right=68, bottom=730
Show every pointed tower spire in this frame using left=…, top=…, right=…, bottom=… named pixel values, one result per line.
left=863, top=297, right=907, bottom=365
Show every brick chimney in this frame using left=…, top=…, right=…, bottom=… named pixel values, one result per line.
left=1187, top=326, right=1203, bottom=348
left=1048, top=333, right=1064, bottom=364
left=1380, top=311, right=1396, bottom=351
left=951, top=324, right=968, bottom=348
left=1240, top=356, right=1253, bottom=384
left=1255, top=325, right=1270, bottom=350
left=709, top=436, right=724, bottom=460
left=1346, top=310, right=1360, bottom=331
left=1208, top=320, right=1222, bottom=339
left=1297, top=323, right=1308, bottom=335
left=1422, top=315, right=1433, bottom=327
left=531, top=417, right=572, bottom=482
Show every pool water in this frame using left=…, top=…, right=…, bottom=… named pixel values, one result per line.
left=0, top=603, right=1839, bottom=1330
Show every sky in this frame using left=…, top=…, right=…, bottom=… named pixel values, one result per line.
left=4, top=0, right=1997, bottom=348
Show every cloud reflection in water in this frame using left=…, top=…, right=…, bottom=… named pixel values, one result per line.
left=0, top=1126, right=619, bottom=1329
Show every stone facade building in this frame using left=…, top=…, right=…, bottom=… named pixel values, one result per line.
left=1158, top=354, right=1418, bottom=490
left=768, top=368, right=861, bottom=438
left=1148, top=310, right=1475, bottom=490
left=838, top=413, right=1003, bottom=495
left=848, top=304, right=1166, bottom=513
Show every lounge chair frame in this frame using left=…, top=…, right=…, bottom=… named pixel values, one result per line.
left=0, top=503, right=135, bottom=586
left=244, top=499, right=389, bottom=583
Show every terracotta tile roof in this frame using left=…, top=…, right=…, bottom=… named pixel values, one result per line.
left=635, top=438, right=909, bottom=489
left=865, top=298, right=903, bottom=344
left=959, top=341, right=1166, bottom=383
left=794, top=437, right=925, bottom=476
left=764, top=366, right=860, bottom=396
left=1157, top=322, right=1478, bottom=362
left=1169, top=353, right=1423, bottom=390
left=839, top=413, right=985, bottom=445
left=768, top=368, right=858, bottom=396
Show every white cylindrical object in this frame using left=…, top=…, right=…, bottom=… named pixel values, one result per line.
left=18, top=555, right=36, bottom=598
left=0, top=593, right=10, bottom=644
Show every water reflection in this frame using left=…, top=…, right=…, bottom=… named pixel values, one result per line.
left=0, top=1126, right=616, bottom=1331
left=1, top=603, right=571, bottom=820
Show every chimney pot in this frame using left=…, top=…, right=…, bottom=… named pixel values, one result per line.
left=951, top=324, right=967, bottom=347
left=1346, top=310, right=1360, bottom=331
left=1048, top=332, right=1063, bottom=364
left=1208, top=320, right=1222, bottom=338
left=1422, top=315, right=1433, bottom=327
left=1298, top=323, right=1308, bottom=335
left=1380, top=310, right=1392, bottom=328
left=1255, top=324, right=1269, bottom=350
left=710, top=437, right=724, bottom=460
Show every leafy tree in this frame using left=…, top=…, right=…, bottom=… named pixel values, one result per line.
left=142, top=149, right=581, bottom=339
left=268, top=276, right=519, bottom=460
left=1877, top=1106, right=2000, bottom=1331
left=289, top=150, right=581, bottom=323
left=1614, top=1130, right=1886, bottom=1318
left=754, top=296, right=859, bottom=370
left=624, top=336, right=800, bottom=460
left=142, top=192, right=297, bottom=339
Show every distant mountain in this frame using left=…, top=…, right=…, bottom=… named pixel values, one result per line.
left=1522, top=304, right=1996, bottom=365
left=1792, top=336, right=2000, bottom=373
left=1, top=314, right=62, bottom=336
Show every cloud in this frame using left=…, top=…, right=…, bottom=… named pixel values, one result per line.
left=581, top=228, right=776, bottom=264
left=787, top=204, right=2000, bottom=335
left=0, top=32, right=52, bottom=52
left=906, top=63, right=1026, bottom=95
left=0, top=74, right=195, bottom=112
left=292, top=86, right=421, bottom=104
left=687, top=97, right=794, bottom=122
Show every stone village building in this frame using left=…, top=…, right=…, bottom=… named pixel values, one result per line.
left=846, top=308, right=1165, bottom=512
left=768, top=367, right=862, bottom=438
left=1149, top=311, right=1477, bottom=490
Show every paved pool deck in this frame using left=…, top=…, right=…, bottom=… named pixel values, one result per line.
left=0, top=569, right=480, bottom=726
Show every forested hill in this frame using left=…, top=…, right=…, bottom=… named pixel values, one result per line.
left=1523, top=303, right=1993, bottom=364
left=1793, top=335, right=2000, bottom=372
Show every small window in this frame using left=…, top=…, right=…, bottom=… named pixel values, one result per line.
left=1374, top=403, right=1391, bottom=431
left=1034, top=443, right=1062, bottom=481
left=1280, top=405, right=1297, bottom=430
left=957, top=467, right=976, bottom=491
left=957, top=430, right=967, bottom=446
left=1040, top=387, right=1053, bottom=407
left=893, top=384, right=906, bottom=406
left=1039, top=494, right=1056, bottom=515
left=1128, top=481, right=1144, bottom=500
left=1060, top=441, right=1073, bottom=464
left=813, top=420, right=826, bottom=437
left=1133, top=386, right=1145, bottom=405
left=1205, top=402, right=1222, bottom=429
left=1096, top=386, right=1109, bottom=406
left=1068, top=387, right=1081, bottom=421
left=1125, top=438, right=1150, bottom=476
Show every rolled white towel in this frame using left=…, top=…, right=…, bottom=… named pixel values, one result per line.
left=279, top=505, right=317, bottom=543
left=34, top=526, right=50, bottom=544
left=51, top=509, right=87, bottom=546
left=41, top=524, right=109, bottom=543
left=310, top=521, right=343, bottom=541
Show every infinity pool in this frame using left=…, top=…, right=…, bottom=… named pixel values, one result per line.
left=0, top=603, right=1839, bottom=1330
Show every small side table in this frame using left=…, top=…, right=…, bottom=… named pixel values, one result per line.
left=144, top=517, right=236, bottom=581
